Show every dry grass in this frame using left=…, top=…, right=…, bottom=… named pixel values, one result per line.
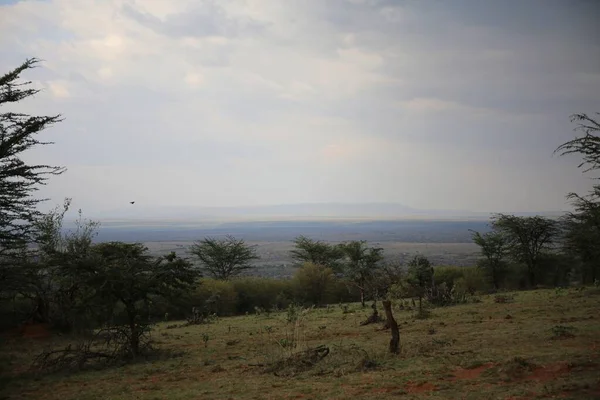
left=1, top=288, right=599, bottom=400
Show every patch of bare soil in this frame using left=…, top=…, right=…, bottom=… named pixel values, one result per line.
left=451, top=362, right=495, bottom=380
left=20, top=323, right=51, bottom=339
left=405, top=381, right=437, bottom=393
left=525, top=362, right=572, bottom=382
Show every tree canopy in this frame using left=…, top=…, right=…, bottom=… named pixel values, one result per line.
left=339, top=240, right=384, bottom=307
left=289, top=235, right=344, bottom=270
left=0, top=58, right=64, bottom=258
left=491, top=214, right=560, bottom=287
left=189, top=235, right=259, bottom=280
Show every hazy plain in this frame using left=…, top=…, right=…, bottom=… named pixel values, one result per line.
left=90, top=219, right=488, bottom=278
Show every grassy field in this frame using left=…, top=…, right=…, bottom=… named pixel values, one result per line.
left=2, top=288, right=599, bottom=400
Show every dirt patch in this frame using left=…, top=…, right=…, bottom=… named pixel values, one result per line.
left=370, top=386, right=404, bottom=394
left=20, top=323, right=51, bottom=339
left=525, top=362, right=571, bottom=382
left=405, top=381, right=436, bottom=393
left=452, top=363, right=495, bottom=380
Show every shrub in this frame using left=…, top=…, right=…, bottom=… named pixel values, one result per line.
left=292, top=263, right=336, bottom=306
left=232, top=277, right=293, bottom=314
left=191, top=279, right=238, bottom=316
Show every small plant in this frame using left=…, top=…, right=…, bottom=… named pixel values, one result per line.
left=278, top=338, right=295, bottom=349
left=594, top=279, right=599, bottom=288
left=286, top=303, right=303, bottom=323
left=551, top=325, right=577, bottom=340
left=202, top=333, right=210, bottom=348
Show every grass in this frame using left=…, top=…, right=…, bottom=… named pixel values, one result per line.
left=1, top=287, right=599, bottom=400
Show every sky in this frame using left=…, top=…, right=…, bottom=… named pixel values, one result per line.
left=1, top=0, right=599, bottom=216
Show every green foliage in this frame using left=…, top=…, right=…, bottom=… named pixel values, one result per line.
left=286, top=303, right=302, bottom=323
left=491, top=214, right=560, bottom=287
left=0, top=58, right=65, bottom=261
left=555, top=113, right=600, bottom=284
left=191, top=278, right=238, bottom=317
left=338, top=240, right=384, bottom=306
left=470, top=229, right=509, bottom=289
left=232, top=277, right=293, bottom=314
left=88, top=242, right=200, bottom=355
left=289, top=236, right=344, bottom=270
left=189, top=235, right=259, bottom=280
left=292, top=262, right=335, bottom=306
left=405, top=255, right=433, bottom=312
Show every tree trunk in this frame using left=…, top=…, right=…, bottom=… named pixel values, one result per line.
left=382, top=300, right=400, bottom=354
left=360, top=288, right=365, bottom=308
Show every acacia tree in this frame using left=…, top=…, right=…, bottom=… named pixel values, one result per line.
left=290, top=236, right=344, bottom=271
left=555, top=113, right=600, bottom=283
left=189, top=235, right=259, bottom=280
left=339, top=240, right=384, bottom=307
left=0, top=58, right=64, bottom=259
left=405, top=254, right=434, bottom=314
left=470, top=229, right=509, bottom=289
left=491, top=214, right=560, bottom=287
left=89, top=242, right=199, bottom=357
left=23, top=198, right=100, bottom=330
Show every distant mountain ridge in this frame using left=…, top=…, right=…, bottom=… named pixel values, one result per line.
left=87, top=202, right=566, bottom=222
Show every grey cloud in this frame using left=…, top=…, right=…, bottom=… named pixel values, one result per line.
left=121, top=1, right=266, bottom=39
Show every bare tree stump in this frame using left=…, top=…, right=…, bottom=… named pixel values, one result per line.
left=382, top=300, right=400, bottom=354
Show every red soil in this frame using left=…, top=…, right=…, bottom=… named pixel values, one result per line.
left=451, top=363, right=495, bottom=380
left=19, top=322, right=51, bottom=339
left=405, top=381, right=437, bottom=393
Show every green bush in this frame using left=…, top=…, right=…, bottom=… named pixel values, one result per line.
left=232, top=277, right=293, bottom=314
left=434, top=266, right=466, bottom=289
left=292, top=263, right=336, bottom=306
left=190, top=278, right=238, bottom=316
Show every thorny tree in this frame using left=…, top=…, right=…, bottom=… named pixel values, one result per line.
left=555, top=113, right=600, bottom=283
left=189, top=235, right=259, bottom=280
left=339, top=240, right=384, bottom=307
left=290, top=236, right=344, bottom=271
left=470, top=229, right=509, bottom=289
left=491, top=214, right=560, bottom=287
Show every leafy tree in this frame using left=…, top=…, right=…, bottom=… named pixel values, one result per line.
left=554, top=112, right=600, bottom=284
left=405, top=254, right=434, bottom=313
left=31, top=199, right=99, bottom=330
left=290, top=236, right=344, bottom=270
left=339, top=240, right=384, bottom=307
left=470, top=229, right=509, bottom=289
left=89, top=242, right=199, bottom=356
left=0, top=58, right=64, bottom=259
left=189, top=235, right=259, bottom=280
left=491, top=214, right=560, bottom=287
left=292, top=262, right=335, bottom=307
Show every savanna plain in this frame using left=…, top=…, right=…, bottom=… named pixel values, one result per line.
left=2, top=288, right=599, bottom=400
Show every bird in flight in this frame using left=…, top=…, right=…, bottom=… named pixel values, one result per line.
left=130, top=201, right=135, bottom=205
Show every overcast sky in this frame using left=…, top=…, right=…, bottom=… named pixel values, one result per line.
left=1, top=0, right=599, bottom=215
